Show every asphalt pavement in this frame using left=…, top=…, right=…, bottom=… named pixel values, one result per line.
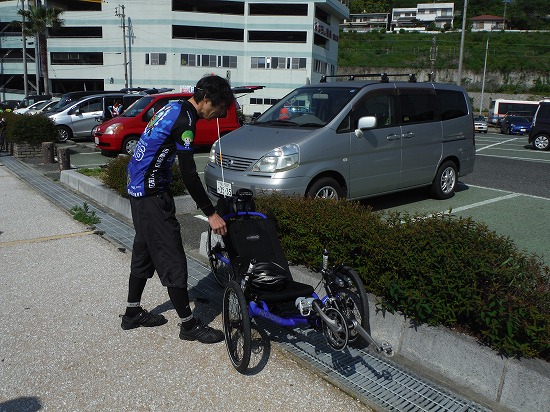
left=0, top=153, right=371, bottom=411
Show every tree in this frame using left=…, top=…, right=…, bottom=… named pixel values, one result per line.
left=18, top=4, right=64, bottom=95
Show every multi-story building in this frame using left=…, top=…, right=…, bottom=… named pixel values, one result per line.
left=391, top=2, right=454, bottom=31
left=0, top=0, right=349, bottom=116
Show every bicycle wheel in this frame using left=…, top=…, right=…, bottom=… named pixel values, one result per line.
left=207, top=227, right=234, bottom=287
left=332, top=266, right=370, bottom=346
left=222, top=280, right=251, bottom=373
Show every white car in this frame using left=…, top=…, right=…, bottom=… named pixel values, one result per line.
left=12, top=99, right=52, bottom=115
left=474, top=116, right=488, bottom=133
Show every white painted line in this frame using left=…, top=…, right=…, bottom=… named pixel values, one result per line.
left=449, top=193, right=521, bottom=213
left=476, top=137, right=518, bottom=152
left=475, top=153, right=550, bottom=163
left=465, top=184, right=550, bottom=201
left=195, top=214, right=208, bottom=222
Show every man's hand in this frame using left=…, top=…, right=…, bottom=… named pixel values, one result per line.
left=208, top=212, right=227, bottom=236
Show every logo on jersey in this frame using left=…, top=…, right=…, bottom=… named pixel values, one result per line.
left=181, top=130, right=194, bottom=149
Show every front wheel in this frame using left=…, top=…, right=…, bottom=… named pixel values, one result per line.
left=122, top=136, right=139, bottom=156
left=332, top=266, right=370, bottom=346
left=431, top=160, right=457, bottom=200
left=223, top=281, right=251, bottom=373
left=207, top=227, right=234, bottom=287
left=57, top=125, right=72, bottom=142
left=307, top=177, right=345, bottom=199
left=532, top=134, right=550, bottom=151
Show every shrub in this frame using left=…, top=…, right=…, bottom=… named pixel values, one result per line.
left=254, top=194, right=550, bottom=361
left=102, top=154, right=186, bottom=198
left=5, top=113, right=59, bottom=145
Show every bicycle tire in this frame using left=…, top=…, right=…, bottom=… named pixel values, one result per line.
left=332, top=266, right=370, bottom=346
left=207, top=226, right=234, bottom=287
left=222, top=280, right=251, bottom=373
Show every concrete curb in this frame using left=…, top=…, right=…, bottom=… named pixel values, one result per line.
left=62, top=169, right=550, bottom=412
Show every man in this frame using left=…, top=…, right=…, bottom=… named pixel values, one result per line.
left=121, top=75, right=232, bottom=343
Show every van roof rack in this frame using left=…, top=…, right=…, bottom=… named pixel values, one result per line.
left=319, top=73, right=417, bottom=83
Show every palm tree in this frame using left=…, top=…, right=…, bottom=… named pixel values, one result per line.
left=18, top=4, right=64, bottom=95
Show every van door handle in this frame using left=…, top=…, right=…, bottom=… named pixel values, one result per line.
left=402, top=132, right=415, bottom=139
left=386, top=134, right=401, bottom=141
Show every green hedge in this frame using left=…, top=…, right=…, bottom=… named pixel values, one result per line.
left=3, top=112, right=59, bottom=145
left=255, top=194, right=550, bottom=361
left=102, top=154, right=186, bottom=198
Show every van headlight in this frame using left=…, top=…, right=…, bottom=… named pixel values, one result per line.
left=104, top=123, right=123, bottom=135
left=208, top=140, right=218, bottom=163
left=252, top=144, right=299, bottom=173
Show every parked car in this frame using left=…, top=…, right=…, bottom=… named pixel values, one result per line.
left=46, top=90, right=120, bottom=114
left=499, top=115, right=532, bottom=135
left=0, top=100, right=20, bottom=111
left=474, top=115, right=488, bottom=133
left=15, top=94, right=52, bottom=110
left=94, top=92, right=242, bottom=156
left=49, top=93, right=143, bottom=141
left=13, top=98, right=59, bottom=115
left=204, top=76, right=476, bottom=201
left=528, top=100, right=550, bottom=151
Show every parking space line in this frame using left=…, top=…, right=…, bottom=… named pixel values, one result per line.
left=476, top=138, right=518, bottom=152
left=0, top=230, right=95, bottom=247
left=465, top=184, right=550, bottom=201
left=476, top=153, right=550, bottom=163
left=449, top=193, right=521, bottom=213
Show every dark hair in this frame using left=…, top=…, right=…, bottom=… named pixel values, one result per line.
left=193, top=75, right=233, bottom=108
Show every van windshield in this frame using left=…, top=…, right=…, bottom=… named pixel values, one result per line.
left=254, top=86, right=358, bottom=127
left=121, top=96, right=154, bottom=117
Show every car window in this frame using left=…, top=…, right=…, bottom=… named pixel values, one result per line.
left=78, top=98, right=102, bottom=113
left=352, top=91, right=397, bottom=129
left=399, top=90, right=436, bottom=124
left=122, top=96, right=154, bottom=117
left=144, top=98, right=171, bottom=122
left=436, top=89, right=468, bottom=120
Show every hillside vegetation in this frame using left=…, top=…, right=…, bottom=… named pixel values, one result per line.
left=338, top=30, right=550, bottom=92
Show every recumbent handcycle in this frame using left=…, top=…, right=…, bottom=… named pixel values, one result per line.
left=207, top=189, right=393, bottom=373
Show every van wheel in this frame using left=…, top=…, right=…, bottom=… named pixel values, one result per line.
left=122, top=136, right=139, bottom=156
left=431, top=161, right=457, bottom=200
left=307, top=177, right=345, bottom=199
left=57, top=125, right=72, bottom=142
left=532, top=134, right=549, bottom=151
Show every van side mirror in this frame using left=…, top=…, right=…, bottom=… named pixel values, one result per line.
left=354, top=116, right=377, bottom=138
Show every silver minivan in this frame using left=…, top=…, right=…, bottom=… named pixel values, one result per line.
left=49, top=93, right=142, bottom=141
left=204, top=77, right=476, bottom=201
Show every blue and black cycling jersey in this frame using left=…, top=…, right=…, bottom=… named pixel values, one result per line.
left=127, top=99, right=215, bottom=216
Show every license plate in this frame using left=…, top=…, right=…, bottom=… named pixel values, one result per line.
left=94, top=136, right=99, bottom=145
left=216, top=180, right=232, bottom=197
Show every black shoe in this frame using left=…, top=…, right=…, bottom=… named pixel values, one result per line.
left=120, top=308, right=167, bottom=330
left=179, top=320, right=224, bottom=344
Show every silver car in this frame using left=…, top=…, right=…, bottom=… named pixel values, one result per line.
left=48, top=93, right=142, bottom=141
left=205, top=78, right=476, bottom=201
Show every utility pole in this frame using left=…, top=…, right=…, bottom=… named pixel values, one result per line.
left=115, top=4, right=128, bottom=89
left=480, top=36, right=489, bottom=116
left=429, top=36, right=437, bottom=82
left=457, top=0, right=468, bottom=86
left=21, top=0, right=29, bottom=96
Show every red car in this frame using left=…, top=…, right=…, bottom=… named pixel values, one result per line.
left=94, top=91, right=242, bottom=156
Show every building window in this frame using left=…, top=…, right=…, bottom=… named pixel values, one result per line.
left=181, top=54, right=237, bottom=68
left=248, top=31, right=306, bottom=43
left=313, top=59, right=328, bottom=74
left=146, top=53, right=167, bottom=65
left=51, top=52, right=103, bottom=65
left=250, top=97, right=278, bottom=105
left=173, top=25, right=243, bottom=42
left=251, top=56, right=306, bottom=70
left=249, top=3, right=308, bottom=16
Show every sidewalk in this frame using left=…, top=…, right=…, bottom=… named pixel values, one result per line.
left=0, top=157, right=370, bottom=412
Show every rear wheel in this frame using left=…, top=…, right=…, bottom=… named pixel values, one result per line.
left=307, top=177, right=345, bottom=199
left=122, top=136, right=139, bottom=156
left=207, top=227, right=234, bottom=287
left=532, top=134, right=550, bottom=151
left=332, top=266, right=370, bottom=346
left=57, top=125, right=72, bottom=142
left=431, top=160, right=457, bottom=200
left=223, top=281, right=251, bottom=373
